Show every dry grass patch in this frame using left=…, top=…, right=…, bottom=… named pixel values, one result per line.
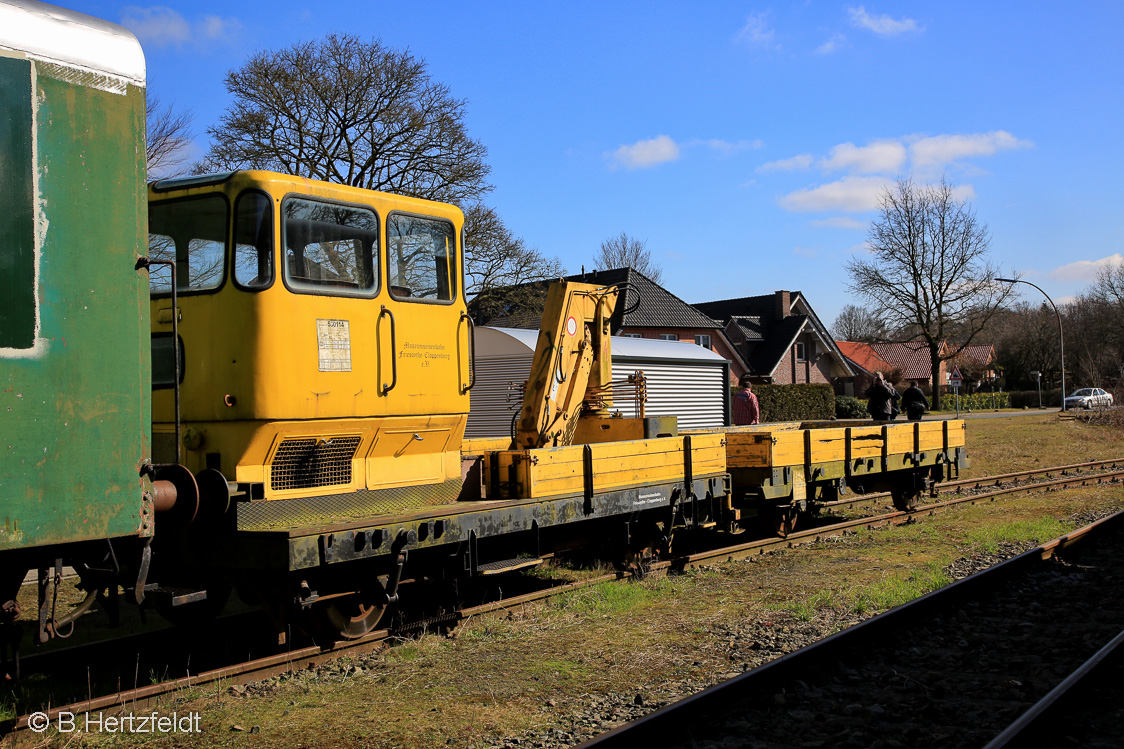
left=963, top=413, right=1124, bottom=476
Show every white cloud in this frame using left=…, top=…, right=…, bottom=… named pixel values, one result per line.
left=847, top=6, right=921, bottom=35
left=812, top=216, right=866, bottom=229
left=758, top=154, right=814, bottom=173
left=610, top=135, right=680, bottom=170
left=121, top=6, right=190, bottom=46
left=910, top=131, right=1032, bottom=169
left=793, top=246, right=818, bottom=258
left=1054, top=295, right=1077, bottom=306
left=737, top=13, right=778, bottom=48
left=815, top=34, right=847, bottom=55
left=779, top=176, right=892, bottom=213
left=1050, top=254, right=1124, bottom=282
left=947, top=183, right=978, bottom=202
left=121, top=5, right=242, bottom=48
left=819, top=139, right=907, bottom=174
left=199, top=15, right=239, bottom=40
left=689, top=138, right=763, bottom=156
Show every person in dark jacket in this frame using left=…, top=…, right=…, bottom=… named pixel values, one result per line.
left=901, top=380, right=931, bottom=421
left=866, top=372, right=895, bottom=421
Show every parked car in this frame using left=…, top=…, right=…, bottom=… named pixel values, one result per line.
left=1064, top=388, right=1114, bottom=409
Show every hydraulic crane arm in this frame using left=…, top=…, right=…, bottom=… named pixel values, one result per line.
left=515, top=282, right=619, bottom=449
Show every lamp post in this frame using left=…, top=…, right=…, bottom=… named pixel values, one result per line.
left=995, top=278, right=1066, bottom=411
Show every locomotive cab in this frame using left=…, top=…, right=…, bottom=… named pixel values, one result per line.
left=147, top=172, right=472, bottom=522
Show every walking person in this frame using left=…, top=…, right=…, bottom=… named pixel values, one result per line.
left=866, top=371, right=895, bottom=421
left=901, top=380, right=931, bottom=421
left=732, top=374, right=760, bottom=425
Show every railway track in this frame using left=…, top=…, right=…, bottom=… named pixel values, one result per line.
left=822, top=457, right=1124, bottom=511
left=4, top=459, right=1123, bottom=737
left=579, top=507, right=1124, bottom=748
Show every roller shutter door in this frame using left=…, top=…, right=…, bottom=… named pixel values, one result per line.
left=612, top=360, right=726, bottom=430
left=466, top=356, right=533, bottom=438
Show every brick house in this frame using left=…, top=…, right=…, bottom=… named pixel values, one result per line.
left=836, top=341, right=896, bottom=397
left=693, top=291, right=854, bottom=386
left=840, top=341, right=998, bottom=394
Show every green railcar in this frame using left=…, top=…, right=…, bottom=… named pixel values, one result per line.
left=0, top=1, right=151, bottom=586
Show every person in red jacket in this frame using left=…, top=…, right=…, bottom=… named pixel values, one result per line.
left=732, top=374, right=760, bottom=425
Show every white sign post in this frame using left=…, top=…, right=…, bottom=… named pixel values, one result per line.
left=949, top=366, right=963, bottom=418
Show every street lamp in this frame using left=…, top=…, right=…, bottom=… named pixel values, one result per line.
left=995, top=278, right=1066, bottom=411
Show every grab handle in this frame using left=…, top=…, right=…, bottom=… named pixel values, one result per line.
left=379, top=305, right=398, bottom=395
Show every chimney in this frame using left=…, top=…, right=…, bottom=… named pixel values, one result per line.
left=774, top=290, right=791, bottom=321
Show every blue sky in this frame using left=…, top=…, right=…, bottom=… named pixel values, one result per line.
left=71, top=1, right=1124, bottom=325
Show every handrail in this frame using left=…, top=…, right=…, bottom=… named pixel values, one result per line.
left=460, top=310, right=476, bottom=394
left=135, top=256, right=180, bottom=463
left=378, top=305, right=398, bottom=395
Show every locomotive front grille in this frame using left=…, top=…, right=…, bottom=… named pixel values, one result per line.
left=270, top=435, right=363, bottom=491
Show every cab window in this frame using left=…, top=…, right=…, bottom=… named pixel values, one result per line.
left=283, top=197, right=378, bottom=296
left=387, top=214, right=456, bottom=302
left=233, top=191, right=274, bottom=289
left=148, top=195, right=228, bottom=294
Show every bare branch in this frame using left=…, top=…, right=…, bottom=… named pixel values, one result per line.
left=146, top=96, right=194, bottom=178
left=846, top=178, right=1017, bottom=396
left=594, top=232, right=663, bottom=284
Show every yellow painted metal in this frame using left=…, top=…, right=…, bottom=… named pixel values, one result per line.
left=571, top=417, right=651, bottom=445
left=723, top=420, right=967, bottom=473
left=487, top=433, right=726, bottom=500
left=149, top=172, right=469, bottom=499
left=461, top=436, right=513, bottom=454
left=515, top=281, right=619, bottom=448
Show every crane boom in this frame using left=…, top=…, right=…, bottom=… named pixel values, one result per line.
left=515, top=282, right=619, bottom=448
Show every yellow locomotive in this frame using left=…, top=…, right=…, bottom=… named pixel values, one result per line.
left=149, top=171, right=471, bottom=508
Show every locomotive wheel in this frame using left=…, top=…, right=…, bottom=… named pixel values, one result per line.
left=310, top=580, right=389, bottom=641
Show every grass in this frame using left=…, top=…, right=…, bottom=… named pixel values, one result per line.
left=961, top=412, right=1124, bottom=477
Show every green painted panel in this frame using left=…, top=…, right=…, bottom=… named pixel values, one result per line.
left=0, top=57, right=35, bottom=349
left=0, top=61, right=150, bottom=551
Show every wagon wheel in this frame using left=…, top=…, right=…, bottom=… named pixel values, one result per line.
left=766, top=505, right=799, bottom=538
left=624, top=548, right=656, bottom=580
left=890, top=486, right=920, bottom=512
left=309, top=579, right=389, bottom=641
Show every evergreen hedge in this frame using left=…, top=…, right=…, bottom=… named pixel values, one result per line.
left=752, top=383, right=836, bottom=422
left=835, top=396, right=869, bottom=419
left=1006, top=389, right=1063, bottom=409
left=935, top=391, right=1011, bottom=410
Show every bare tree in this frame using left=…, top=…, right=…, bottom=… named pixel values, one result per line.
left=196, top=34, right=490, bottom=205
left=464, top=204, right=565, bottom=323
left=847, top=178, right=1016, bottom=398
left=146, top=96, right=193, bottom=178
left=831, top=304, right=887, bottom=342
left=595, top=232, right=662, bottom=284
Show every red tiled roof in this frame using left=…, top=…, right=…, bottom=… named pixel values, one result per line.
left=954, top=344, right=996, bottom=368
left=869, top=342, right=933, bottom=380
left=836, top=342, right=893, bottom=375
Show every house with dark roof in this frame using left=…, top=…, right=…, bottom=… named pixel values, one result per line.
left=693, top=291, right=854, bottom=386
left=469, top=268, right=751, bottom=384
